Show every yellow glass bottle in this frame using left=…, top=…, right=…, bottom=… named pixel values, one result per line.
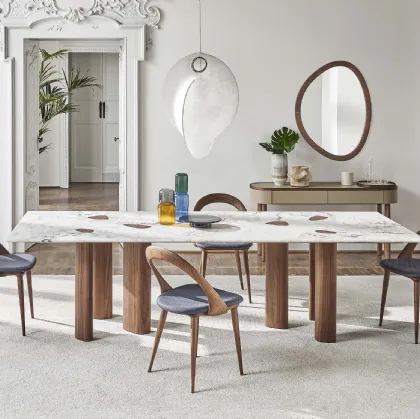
left=158, top=189, right=176, bottom=225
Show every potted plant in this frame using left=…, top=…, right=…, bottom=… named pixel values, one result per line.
left=259, top=127, right=300, bottom=186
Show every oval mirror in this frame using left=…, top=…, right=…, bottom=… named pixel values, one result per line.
left=295, top=61, right=372, bottom=161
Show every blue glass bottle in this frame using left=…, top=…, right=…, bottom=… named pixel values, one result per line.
left=175, top=173, right=189, bottom=222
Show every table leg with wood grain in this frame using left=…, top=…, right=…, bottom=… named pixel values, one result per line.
left=309, top=243, right=316, bottom=321
left=75, top=243, right=94, bottom=342
left=123, top=243, right=152, bottom=335
left=377, top=204, right=383, bottom=256
left=93, top=243, right=113, bottom=320
left=265, top=243, right=289, bottom=329
left=314, top=243, right=337, bottom=343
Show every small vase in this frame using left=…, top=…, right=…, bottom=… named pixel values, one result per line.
left=271, top=154, right=288, bottom=186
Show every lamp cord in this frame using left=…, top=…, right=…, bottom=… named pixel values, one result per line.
left=199, top=0, right=202, bottom=53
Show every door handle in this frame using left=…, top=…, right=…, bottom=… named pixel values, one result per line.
left=102, top=102, right=106, bottom=119
left=99, top=101, right=102, bottom=118
left=114, top=137, right=119, bottom=142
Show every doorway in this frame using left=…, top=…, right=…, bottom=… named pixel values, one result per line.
left=70, top=53, right=120, bottom=184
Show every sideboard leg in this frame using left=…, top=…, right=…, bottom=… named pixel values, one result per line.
left=384, top=204, right=391, bottom=259
left=377, top=204, right=383, bottom=256
left=265, top=243, right=288, bottom=329
left=257, top=204, right=262, bottom=256
left=123, top=243, right=151, bottom=335
left=261, top=204, right=267, bottom=262
left=315, top=243, right=337, bottom=343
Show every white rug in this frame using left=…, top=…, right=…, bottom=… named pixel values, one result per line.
left=0, top=274, right=419, bottom=419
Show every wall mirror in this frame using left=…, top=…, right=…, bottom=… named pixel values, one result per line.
left=295, top=61, right=372, bottom=161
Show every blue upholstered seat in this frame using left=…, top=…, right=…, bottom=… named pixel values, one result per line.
left=195, top=242, right=252, bottom=251
left=157, top=284, right=244, bottom=315
left=380, top=258, right=420, bottom=279
left=0, top=254, right=36, bottom=273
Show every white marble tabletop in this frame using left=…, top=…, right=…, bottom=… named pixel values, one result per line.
left=6, top=211, right=420, bottom=244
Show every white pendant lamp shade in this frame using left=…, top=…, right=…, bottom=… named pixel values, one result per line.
left=163, top=53, right=239, bottom=159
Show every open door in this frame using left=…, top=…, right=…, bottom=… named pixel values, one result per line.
left=24, top=40, right=40, bottom=214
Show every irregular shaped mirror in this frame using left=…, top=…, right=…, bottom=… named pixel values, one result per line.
left=295, top=61, right=372, bottom=161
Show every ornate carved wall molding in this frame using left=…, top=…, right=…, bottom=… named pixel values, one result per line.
left=0, top=0, right=161, bottom=27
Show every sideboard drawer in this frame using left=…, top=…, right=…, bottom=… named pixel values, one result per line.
left=328, top=190, right=383, bottom=204
left=272, top=190, right=328, bottom=204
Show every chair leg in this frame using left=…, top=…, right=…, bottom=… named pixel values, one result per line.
left=200, top=251, right=208, bottom=277
left=243, top=251, right=252, bottom=303
left=379, top=270, right=390, bottom=327
left=26, top=271, right=34, bottom=319
left=148, top=310, right=168, bottom=372
left=414, top=281, right=419, bottom=344
left=191, top=316, right=199, bottom=393
left=231, top=307, right=244, bottom=375
left=235, top=251, right=244, bottom=290
left=17, top=275, right=26, bottom=336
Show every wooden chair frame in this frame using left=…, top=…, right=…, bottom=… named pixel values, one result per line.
left=194, top=193, right=252, bottom=303
left=146, top=246, right=244, bottom=393
left=379, top=233, right=420, bottom=343
left=0, top=244, right=34, bottom=336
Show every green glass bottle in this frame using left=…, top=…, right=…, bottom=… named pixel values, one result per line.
left=158, top=188, right=176, bottom=225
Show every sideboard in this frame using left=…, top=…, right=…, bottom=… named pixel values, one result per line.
left=250, top=182, right=398, bottom=260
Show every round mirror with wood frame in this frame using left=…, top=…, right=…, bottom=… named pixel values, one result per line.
left=295, top=61, right=372, bottom=161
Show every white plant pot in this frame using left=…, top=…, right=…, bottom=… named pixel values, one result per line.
left=271, top=154, right=288, bottom=186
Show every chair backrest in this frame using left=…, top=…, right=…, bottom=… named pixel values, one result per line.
left=146, top=246, right=228, bottom=316
left=194, top=193, right=247, bottom=212
left=398, top=231, right=420, bottom=259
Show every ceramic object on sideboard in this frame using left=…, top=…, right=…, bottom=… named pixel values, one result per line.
left=288, top=166, right=313, bottom=187
left=272, top=154, right=288, bottom=186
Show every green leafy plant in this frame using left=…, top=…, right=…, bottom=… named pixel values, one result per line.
left=39, top=49, right=102, bottom=154
left=259, top=127, right=300, bottom=155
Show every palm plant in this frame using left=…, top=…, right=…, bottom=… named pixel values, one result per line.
left=259, top=127, right=300, bottom=155
left=39, top=49, right=102, bottom=154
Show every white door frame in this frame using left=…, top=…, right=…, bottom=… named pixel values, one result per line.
left=0, top=1, right=161, bottom=250
left=58, top=40, right=125, bottom=197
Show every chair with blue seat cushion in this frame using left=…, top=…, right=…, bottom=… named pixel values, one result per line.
left=194, top=193, right=253, bottom=303
left=0, top=244, right=36, bottom=336
left=146, top=246, right=244, bottom=393
left=379, top=232, right=420, bottom=343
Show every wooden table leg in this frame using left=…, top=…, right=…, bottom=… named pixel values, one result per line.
left=123, top=243, right=151, bottom=335
left=261, top=204, right=267, bottom=263
left=384, top=205, right=391, bottom=259
left=265, top=243, right=288, bottom=329
left=75, top=243, right=94, bottom=342
left=315, top=243, right=337, bottom=343
left=93, top=243, right=113, bottom=320
left=377, top=204, right=383, bottom=256
left=309, top=243, right=316, bottom=321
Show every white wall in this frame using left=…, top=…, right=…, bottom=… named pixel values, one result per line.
left=139, top=0, right=420, bottom=250
left=38, top=41, right=61, bottom=187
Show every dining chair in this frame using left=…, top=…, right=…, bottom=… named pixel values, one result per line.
left=0, top=244, right=36, bottom=336
left=379, top=232, right=420, bottom=343
left=146, top=246, right=244, bottom=393
left=194, top=193, right=253, bottom=303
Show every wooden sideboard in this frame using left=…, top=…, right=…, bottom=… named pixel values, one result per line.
left=250, top=182, right=398, bottom=260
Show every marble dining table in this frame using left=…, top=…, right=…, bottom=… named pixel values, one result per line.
left=7, top=210, right=420, bottom=344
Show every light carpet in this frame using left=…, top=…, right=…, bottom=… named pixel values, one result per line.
left=0, top=274, right=419, bottom=419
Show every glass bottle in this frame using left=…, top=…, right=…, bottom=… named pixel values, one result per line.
left=175, top=173, right=189, bottom=222
left=367, top=156, right=375, bottom=184
left=158, top=189, right=176, bottom=225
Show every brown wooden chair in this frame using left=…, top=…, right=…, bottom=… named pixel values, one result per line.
left=194, top=193, right=253, bottom=303
left=146, top=246, right=244, bottom=393
left=379, top=232, right=420, bottom=343
left=0, top=244, right=35, bottom=336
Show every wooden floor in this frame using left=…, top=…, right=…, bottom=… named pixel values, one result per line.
left=34, top=183, right=386, bottom=276
left=39, top=183, right=119, bottom=211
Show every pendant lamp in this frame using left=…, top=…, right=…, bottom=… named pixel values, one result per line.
left=163, top=0, right=239, bottom=159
